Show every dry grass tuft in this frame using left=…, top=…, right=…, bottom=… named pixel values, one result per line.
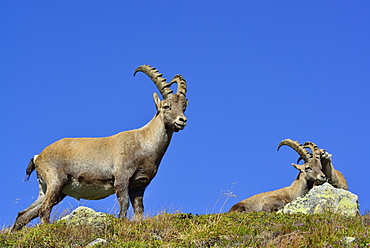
left=1, top=211, right=370, bottom=247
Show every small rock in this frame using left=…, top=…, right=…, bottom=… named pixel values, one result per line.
left=342, top=236, right=356, bottom=247
left=59, top=206, right=111, bottom=227
left=86, top=238, right=107, bottom=247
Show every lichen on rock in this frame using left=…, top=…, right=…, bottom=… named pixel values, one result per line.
left=278, top=183, right=359, bottom=216
left=59, top=206, right=111, bottom=227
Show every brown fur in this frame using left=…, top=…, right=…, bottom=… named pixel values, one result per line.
left=11, top=66, right=188, bottom=232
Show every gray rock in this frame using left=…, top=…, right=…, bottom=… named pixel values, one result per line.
left=86, top=238, right=107, bottom=247
left=342, top=236, right=356, bottom=246
left=60, top=206, right=111, bottom=227
left=278, top=183, right=359, bottom=216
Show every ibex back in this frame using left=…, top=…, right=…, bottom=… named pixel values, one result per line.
left=11, top=65, right=188, bottom=232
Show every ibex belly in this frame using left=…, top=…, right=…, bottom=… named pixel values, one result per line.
left=62, top=177, right=115, bottom=200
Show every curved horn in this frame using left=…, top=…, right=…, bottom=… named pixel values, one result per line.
left=170, top=74, right=187, bottom=97
left=277, top=139, right=311, bottom=163
left=134, top=65, right=174, bottom=99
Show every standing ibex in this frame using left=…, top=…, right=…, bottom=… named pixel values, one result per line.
left=300, top=141, right=348, bottom=190
left=11, top=65, right=188, bottom=232
left=229, top=139, right=326, bottom=213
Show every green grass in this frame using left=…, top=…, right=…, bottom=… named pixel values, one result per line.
left=1, top=212, right=370, bottom=247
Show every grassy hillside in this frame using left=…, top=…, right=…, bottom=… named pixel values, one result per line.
left=1, top=212, right=370, bottom=247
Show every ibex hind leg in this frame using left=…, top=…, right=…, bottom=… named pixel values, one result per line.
left=262, top=201, right=285, bottom=212
left=229, top=202, right=247, bottom=212
left=37, top=165, right=68, bottom=224
left=39, top=187, right=66, bottom=224
left=10, top=194, right=45, bottom=232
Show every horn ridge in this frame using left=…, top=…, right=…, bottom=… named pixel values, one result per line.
left=134, top=64, right=173, bottom=98
left=170, top=74, right=187, bottom=97
left=303, top=141, right=320, bottom=160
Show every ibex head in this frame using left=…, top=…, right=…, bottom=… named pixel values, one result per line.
left=134, top=65, right=188, bottom=132
left=278, top=139, right=326, bottom=185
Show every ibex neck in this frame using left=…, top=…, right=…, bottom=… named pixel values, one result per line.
left=138, top=114, right=173, bottom=160
left=288, top=174, right=312, bottom=199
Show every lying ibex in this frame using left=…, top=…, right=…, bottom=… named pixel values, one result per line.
left=229, top=139, right=326, bottom=213
left=301, top=141, right=348, bottom=190
left=11, top=65, right=188, bottom=232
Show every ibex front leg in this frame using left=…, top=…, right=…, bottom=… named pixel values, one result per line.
left=114, top=174, right=131, bottom=219
left=129, top=187, right=146, bottom=222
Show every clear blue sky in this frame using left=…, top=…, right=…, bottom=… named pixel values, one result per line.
left=1, top=1, right=369, bottom=227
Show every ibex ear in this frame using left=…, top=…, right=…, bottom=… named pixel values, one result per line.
left=292, top=163, right=304, bottom=172
left=152, top=93, right=161, bottom=110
